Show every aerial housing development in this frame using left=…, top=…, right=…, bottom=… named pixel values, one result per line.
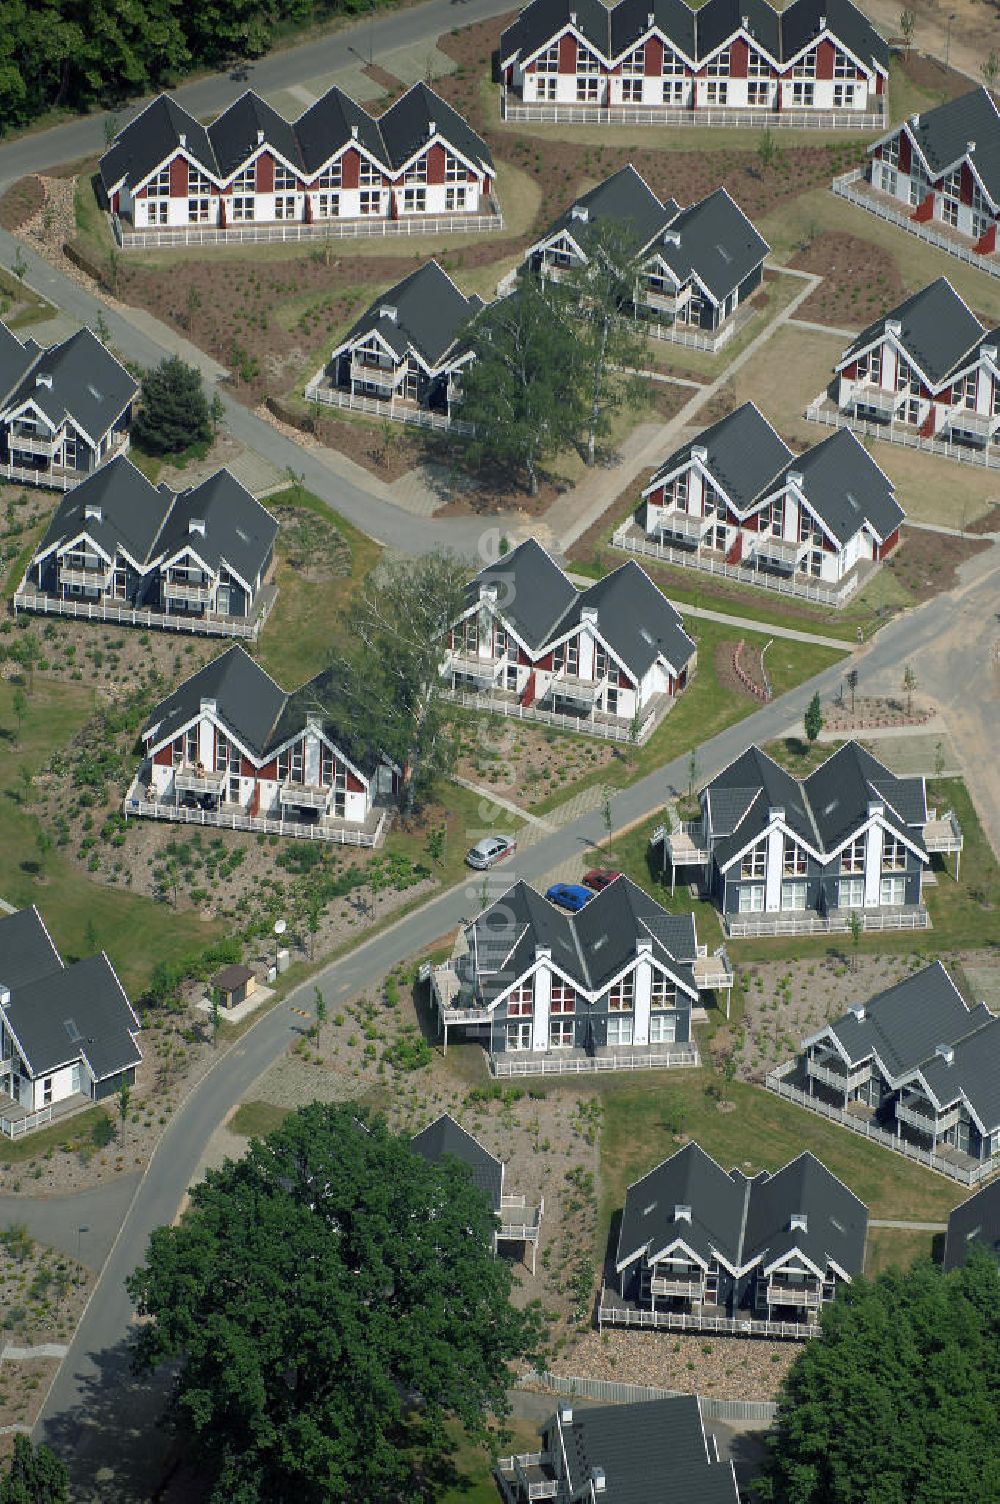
left=1, top=0, right=999, bottom=1499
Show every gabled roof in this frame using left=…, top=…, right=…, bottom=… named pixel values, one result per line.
left=781, top=0, right=885, bottom=68
left=99, top=94, right=213, bottom=194
left=780, top=428, right=903, bottom=546
left=617, top=1141, right=867, bottom=1279
left=898, top=88, right=1000, bottom=205
left=377, top=82, right=493, bottom=174
left=334, top=260, right=482, bottom=370
left=266, top=663, right=382, bottom=777
left=547, top=1394, right=740, bottom=1504
left=0, top=327, right=138, bottom=444
left=32, top=455, right=172, bottom=570
left=655, top=187, right=769, bottom=304
left=944, top=1179, right=1000, bottom=1272
left=535, top=164, right=679, bottom=259
left=410, top=1113, right=503, bottom=1211
left=812, top=961, right=975, bottom=1078
left=917, top=1012, right=1000, bottom=1128
left=839, top=278, right=988, bottom=390
left=501, top=0, right=613, bottom=67
left=294, top=85, right=385, bottom=176
left=0, top=323, right=36, bottom=405
left=645, top=401, right=792, bottom=516
left=0, top=907, right=62, bottom=991
left=464, top=537, right=579, bottom=651
left=802, top=741, right=925, bottom=851
left=466, top=876, right=698, bottom=1005
left=209, top=91, right=303, bottom=180
left=157, top=469, right=278, bottom=586
left=704, top=744, right=816, bottom=863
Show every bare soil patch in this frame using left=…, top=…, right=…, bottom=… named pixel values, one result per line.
left=270, top=503, right=353, bottom=581
left=548, top=1328, right=797, bottom=1402
left=570, top=467, right=657, bottom=570
left=713, top=638, right=764, bottom=702
left=0, top=175, right=45, bottom=232
left=897, top=51, right=977, bottom=103
left=790, top=231, right=905, bottom=328
left=455, top=716, right=616, bottom=805
left=822, top=693, right=933, bottom=732
left=967, top=504, right=1000, bottom=536
left=883, top=528, right=990, bottom=603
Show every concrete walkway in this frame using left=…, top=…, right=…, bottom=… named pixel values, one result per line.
left=869, top=1219, right=948, bottom=1231
left=450, top=775, right=555, bottom=831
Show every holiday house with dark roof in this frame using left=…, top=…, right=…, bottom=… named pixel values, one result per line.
left=635, top=401, right=903, bottom=594
left=431, top=875, right=732, bottom=1073
left=307, top=260, right=482, bottom=427
left=659, top=740, right=958, bottom=936
left=100, top=83, right=496, bottom=243
left=775, top=961, right=1000, bottom=1175
left=499, top=0, right=887, bottom=120
left=411, top=1112, right=544, bottom=1268
left=523, top=166, right=769, bottom=348
left=810, top=278, right=1000, bottom=458
left=0, top=323, right=137, bottom=489
left=863, top=88, right=1000, bottom=261
left=19, top=456, right=277, bottom=633
left=603, top=1141, right=867, bottom=1336
left=0, top=907, right=141, bottom=1133
left=442, top=538, right=697, bottom=741
left=944, top=1179, right=1000, bottom=1270
left=496, top=1393, right=740, bottom=1504
left=129, top=645, right=398, bottom=844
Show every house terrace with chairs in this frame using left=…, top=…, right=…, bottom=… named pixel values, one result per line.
left=616, top=400, right=904, bottom=607
left=430, top=875, right=732, bottom=1074
left=0, top=323, right=136, bottom=491
left=601, top=1141, right=867, bottom=1339
left=522, top=164, right=769, bottom=352
left=100, top=83, right=498, bottom=247
left=127, top=645, right=397, bottom=846
left=441, top=538, right=697, bottom=744
left=806, top=278, right=1000, bottom=471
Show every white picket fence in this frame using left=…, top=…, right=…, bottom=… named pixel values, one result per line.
left=502, top=91, right=884, bottom=131
left=519, top=1370, right=778, bottom=1425
left=598, top=1302, right=818, bottom=1341
left=124, top=794, right=386, bottom=848
left=0, top=1106, right=53, bottom=1139
left=611, top=525, right=860, bottom=607
left=492, top=1046, right=699, bottom=1078
left=831, top=171, right=1000, bottom=280
left=805, top=399, right=1000, bottom=472
left=439, top=685, right=657, bottom=745
left=303, top=380, right=473, bottom=435
left=13, top=589, right=268, bottom=640
left=116, top=208, right=503, bottom=249
left=726, top=906, right=929, bottom=938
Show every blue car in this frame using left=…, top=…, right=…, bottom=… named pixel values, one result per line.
left=545, top=882, right=594, bottom=912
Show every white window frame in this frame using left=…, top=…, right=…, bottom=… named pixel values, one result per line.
left=649, top=1013, right=676, bottom=1044
left=607, top=1016, right=633, bottom=1047
left=880, top=876, right=906, bottom=907
left=737, top=884, right=765, bottom=913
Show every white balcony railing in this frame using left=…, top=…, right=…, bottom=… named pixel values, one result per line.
left=650, top=1276, right=706, bottom=1298
left=767, top=1282, right=822, bottom=1307
left=162, top=578, right=215, bottom=605
left=849, top=383, right=898, bottom=418
left=656, top=509, right=711, bottom=543
left=58, top=563, right=112, bottom=589
left=944, top=406, right=996, bottom=438
left=9, top=431, right=60, bottom=456
left=805, top=1057, right=872, bottom=1093
left=751, top=534, right=805, bottom=570
left=279, top=782, right=331, bottom=811
left=896, top=1099, right=961, bottom=1135
left=174, top=765, right=227, bottom=795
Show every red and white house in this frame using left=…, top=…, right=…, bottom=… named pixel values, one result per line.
left=809, top=278, right=1000, bottom=460
left=131, top=646, right=397, bottom=846
left=442, top=540, right=697, bottom=742
left=499, top=0, right=887, bottom=122
left=634, top=402, right=903, bottom=595
left=863, top=89, right=1000, bottom=261
left=99, top=83, right=496, bottom=243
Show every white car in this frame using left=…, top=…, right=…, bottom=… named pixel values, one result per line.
left=465, top=835, right=517, bottom=870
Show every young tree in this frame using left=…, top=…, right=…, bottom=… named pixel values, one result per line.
left=17, top=763, right=32, bottom=806
left=305, top=889, right=323, bottom=960
left=94, top=309, right=111, bottom=346
left=687, top=747, right=699, bottom=799
left=458, top=277, right=586, bottom=496
left=757, top=126, right=778, bottom=172
left=209, top=988, right=221, bottom=1048
left=899, top=7, right=916, bottom=51
left=425, top=825, right=445, bottom=866
left=902, top=662, right=917, bottom=717
left=133, top=356, right=213, bottom=458
left=845, top=666, right=859, bottom=715
left=83, top=917, right=99, bottom=953
left=313, top=987, right=327, bottom=1047
left=601, top=785, right=614, bottom=847
left=34, top=826, right=52, bottom=875
left=563, top=218, right=650, bottom=466
left=758, top=1253, right=1000, bottom=1504
left=117, top=1072, right=132, bottom=1145
left=0, top=1435, right=69, bottom=1504
left=803, top=692, right=823, bottom=743
left=10, top=685, right=27, bottom=747
left=848, top=909, right=863, bottom=971
left=982, top=49, right=999, bottom=88
left=127, top=1105, right=542, bottom=1504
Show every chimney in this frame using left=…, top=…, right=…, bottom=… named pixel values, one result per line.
left=691, top=444, right=708, bottom=462
left=648, top=10, right=655, bottom=23
left=982, top=345, right=998, bottom=362
left=179, top=132, right=187, bottom=148
left=768, top=805, right=784, bottom=823
left=559, top=1403, right=573, bottom=1425
left=570, top=9, right=577, bottom=22
left=935, top=1043, right=954, bottom=1065
left=790, top=1212, right=808, bottom=1233
left=868, top=800, right=884, bottom=819
left=674, top=1203, right=692, bottom=1222
left=591, top=1467, right=607, bottom=1494
left=200, top=697, right=217, bottom=716
left=428, top=119, right=436, bottom=134
left=84, top=504, right=103, bottom=523
left=849, top=1002, right=866, bottom=1022
left=968, top=139, right=976, bottom=154
left=0, top=984, right=10, bottom=1008
left=886, top=318, right=902, bottom=336
left=188, top=518, right=206, bottom=537
left=909, top=112, right=920, bottom=126
left=535, top=945, right=552, bottom=962
left=819, top=14, right=826, bottom=28
left=636, top=936, right=653, bottom=958
left=351, top=124, right=358, bottom=139
left=256, top=128, right=265, bottom=145
left=742, top=13, right=749, bottom=25
left=380, top=304, right=398, bottom=322
left=571, top=203, right=590, bottom=222
left=581, top=605, right=598, bottom=628
left=479, top=581, right=498, bottom=602
left=663, top=228, right=681, bottom=246
left=786, top=471, right=803, bottom=489
left=306, top=713, right=322, bottom=736
left=35, top=373, right=52, bottom=389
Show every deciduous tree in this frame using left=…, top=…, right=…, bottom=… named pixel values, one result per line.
left=0, top=1434, right=69, bottom=1504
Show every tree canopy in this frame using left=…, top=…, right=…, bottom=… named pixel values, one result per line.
left=759, top=1252, right=1000, bottom=1504
left=0, top=1435, right=69, bottom=1504
left=127, top=1104, right=542, bottom=1503
left=133, top=355, right=213, bottom=458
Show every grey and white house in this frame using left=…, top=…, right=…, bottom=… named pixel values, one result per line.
left=306, top=260, right=482, bottom=427
left=0, top=323, right=137, bottom=488
left=100, top=82, right=496, bottom=241
left=661, top=740, right=958, bottom=935
left=499, top=0, right=888, bottom=120
left=523, top=164, right=769, bottom=348
left=604, top=1141, right=867, bottom=1336
left=862, top=88, right=1000, bottom=263
left=411, top=1112, right=544, bottom=1270
left=19, top=456, right=278, bottom=634
left=810, top=278, right=1000, bottom=461
left=130, top=644, right=398, bottom=845
left=443, top=538, right=697, bottom=740
left=944, top=1179, right=1000, bottom=1271
left=631, top=401, right=903, bottom=599
left=431, top=875, right=732, bottom=1072
left=777, top=961, right=1000, bottom=1175
left=497, top=1394, right=740, bottom=1504
left=0, top=906, right=142, bottom=1132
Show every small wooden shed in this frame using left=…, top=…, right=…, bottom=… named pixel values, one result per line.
left=212, top=964, right=256, bottom=1010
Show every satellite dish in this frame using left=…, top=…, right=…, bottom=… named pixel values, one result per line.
left=274, top=919, right=287, bottom=937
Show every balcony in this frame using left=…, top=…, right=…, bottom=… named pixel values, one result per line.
left=432, top=963, right=493, bottom=1025
left=650, top=1275, right=705, bottom=1298
left=849, top=382, right=898, bottom=419
left=9, top=430, right=60, bottom=457
left=163, top=577, right=215, bottom=606
left=496, top=1452, right=559, bottom=1503
left=655, top=508, right=712, bottom=544
left=751, top=534, right=805, bottom=572
left=446, top=650, right=507, bottom=687
left=350, top=355, right=404, bottom=393
left=544, top=668, right=606, bottom=706
left=767, top=1279, right=822, bottom=1307
left=924, top=810, right=963, bottom=854
left=664, top=820, right=710, bottom=867
left=805, top=1057, right=872, bottom=1094
left=174, top=764, right=227, bottom=795
left=279, top=782, right=331, bottom=811
left=896, top=1098, right=961, bottom=1135
left=943, top=405, right=996, bottom=440
left=643, top=287, right=681, bottom=315
left=693, top=946, right=733, bottom=992
left=499, top=1193, right=543, bottom=1242
left=58, top=562, right=112, bottom=590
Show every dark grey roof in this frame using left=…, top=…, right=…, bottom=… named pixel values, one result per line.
left=1, top=945, right=140, bottom=1082
left=536, top=165, right=678, bottom=258
left=0, top=323, right=35, bottom=405
left=464, top=538, right=579, bottom=651
left=901, top=88, right=1000, bottom=204
left=944, top=1180, right=1000, bottom=1272
left=0, top=907, right=62, bottom=991
left=468, top=877, right=698, bottom=1006
left=334, top=260, right=482, bottom=370
left=611, top=0, right=696, bottom=59
left=32, top=456, right=172, bottom=570
left=410, top=1113, right=503, bottom=1212
left=840, top=278, right=987, bottom=389
left=918, top=1012, right=1000, bottom=1128
left=816, top=962, right=975, bottom=1076
left=560, top=561, right=697, bottom=680
left=546, top=1395, right=739, bottom=1504
left=783, top=429, right=903, bottom=545
left=158, top=469, right=277, bottom=587
left=802, top=742, right=925, bottom=853
left=705, top=745, right=816, bottom=864
left=141, top=645, right=287, bottom=761
left=1, top=327, right=137, bottom=445
left=655, top=188, right=769, bottom=304
left=501, top=0, right=612, bottom=66
left=209, top=91, right=304, bottom=180
left=377, top=83, right=493, bottom=173
left=294, top=85, right=384, bottom=176
left=782, top=0, right=886, bottom=68
left=617, top=1142, right=867, bottom=1279
left=646, top=402, right=792, bottom=516
left=266, top=664, right=381, bottom=776
left=99, top=94, right=213, bottom=193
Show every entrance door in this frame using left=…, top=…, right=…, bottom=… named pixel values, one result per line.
left=216, top=586, right=230, bottom=616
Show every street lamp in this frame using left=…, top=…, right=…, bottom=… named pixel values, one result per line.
left=273, top=918, right=286, bottom=975
left=76, top=1224, right=89, bottom=1282
left=945, top=12, right=956, bottom=70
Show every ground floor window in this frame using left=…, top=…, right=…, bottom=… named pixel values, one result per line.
left=576, top=77, right=599, bottom=102
left=43, top=1077, right=52, bottom=1105
left=705, top=81, right=727, bottom=105
left=232, top=197, right=254, bottom=222
left=649, top=1013, right=676, bottom=1044
left=360, top=190, right=382, bottom=215
left=550, top=1019, right=574, bottom=1048
left=781, top=882, right=807, bottom=911
left=506, top=1022, right=531, bottom=1051
left=607, top=1016, right=633, bottom=1047
left=316, top=193, right=340, bottom=218
left=275, top=195, right=297, bottom=220
left=445, top=186, right=467, bottom=211
left=737, top=884, right=764, bottom=913
left=880, top=876, right=906, bottom=906
left=747, top=81, right=770, bottom=106
left=147, top=199, right=169, bottom=225
left=537, top=76, right=557, bottom=101
left=662, top=81, right=686, bottom=104
left=791, top=82, right=815, bottom=106
left=188, top=198, right=210, bottom=223
left=940, top=196, right=960, bottom=228
left=838, top=877, right=865, bottom=909
left=833, top=83, right=856, bottom=108
left=622, top=78, right=643, bottom=102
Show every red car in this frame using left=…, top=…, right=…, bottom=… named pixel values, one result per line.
left=582, top=869, right=623, bottom=892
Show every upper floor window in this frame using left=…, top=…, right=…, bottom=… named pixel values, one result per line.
left=792, top=49, right=817, bottom=78
left=536, top=43, right=560, bottom=73
left=650, top=971, right=676, bottom=1009
left=187, top=165, right=212, bottom=195
left=841, top=834, right=866, bottom=874
left=231, top=165, right=256, bottom=193
left=608, top=974, right=635, bottom=1011
left=706, top=49, right=729, bottom=78
left=623, top=46, right=645, bottom=77
left=404, top=156, right=428, bottom=185
left=857, top=349, right=881, bottom=383
left=882, top=834, right=907, bottom=871
left=359, top=157, right=381, bottom=187
left=941, top=167, right=962, bottom=200
left=149, top=166, right=171, bottom=197
left=550, top=980, right=576, bottom=1014
left=507, top=982, right=533, bottom=1017
left=662, top=47, right=687, bottom=77
left=881, top=138, right=900, bottom=169
left=215, top=733, right=235, bottom=772
left=954, top=372, right=977, bottom=408
left=274, top=164, right=297, bottom=192
left=185, top=727, right=198, bottom=764
left=783, top=838, right=807, bottom=876
left=444, top=153, right=465, bottom=182
left=832, top=49, right=855, bottom=78
left=576, top=48, right=601, bottom=75
left=315, top=162, right=342, bottom=190
left=741, top=843, right=766, bottom=880
left=747, top=48, right=771, bottom=78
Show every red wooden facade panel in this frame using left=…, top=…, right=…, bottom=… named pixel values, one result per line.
left=645, top=37, right=663, bottom=74
left=169, top=155, right=188, bottom=197
left=255, top=153, right=274, bottom=193
left=729, top=38, right=748, bottom=78
left=340, top=148, right=360, bottom=189
left=558, top=33, right=577, bottom=72
left=426, top=143, right=446, bottom=184
left=815, top=40, right=835, bottom=79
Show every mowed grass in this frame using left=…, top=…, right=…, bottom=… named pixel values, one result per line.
left=864, top=1226, right=940, bottom=1277
left=229, top=1101, right=292, bottom=1139
left=0, top=677, right=220, bottom=997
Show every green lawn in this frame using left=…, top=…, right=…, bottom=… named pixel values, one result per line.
left=0, top=1105, right=110, bottom=1165
left=0, top=677, right=220, bottom=996
left=864, top=1226, right=938, bottom=1278
left=439, top=1417, right=541, bottom=1504
left=228, top=1101, right=292, bottom=1139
